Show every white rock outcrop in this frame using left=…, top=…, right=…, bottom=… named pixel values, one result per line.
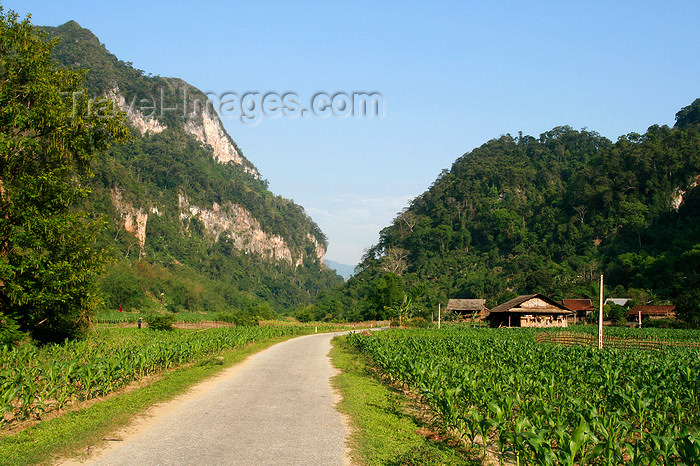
left=307, top=233, right=326, bottom=262
left=184, top=110, right=260, bottom=178
left=111, top=188, right=148, bottom=254
left=672, top=176, right=700, bottom=211
left=178, top=193, right=298, bottom=264
left=113, top=90, right=166, bottom=135
left=109, top=189, right=325, bottom=265
left=111, top=87, right=259, bottom=178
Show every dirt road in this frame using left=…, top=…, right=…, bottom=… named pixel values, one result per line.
left=70, top=332, right=351, bottom=465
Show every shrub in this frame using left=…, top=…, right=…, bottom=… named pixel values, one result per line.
left=675, top=288, right=700, bottom=328
left=605, top=303, right=628, bottom=324
left=100, top=263, right=145, bottom=310
left=0, top=312, right=24, bottom=346
left=147, top=314, right=174, bottom=331
left=293, top=305, right=316, bottom=323
left=406, top=317, right=430, bottom=328
left=215, top=311, right=259, bottom=326
left=250, top=302, right=276, bottom=320
left=215, top=312, right=237, bottom=323
left=641, top=318, right=684, bottom=329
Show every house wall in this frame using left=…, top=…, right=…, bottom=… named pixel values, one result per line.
left=627, top=312, right=677, bottom=320
left=521, top=314, right=568, bottom=328
left=488, top=296, right=572, bottom=327
left=520, top=297, right=549, bottom=309
left=456, top=309, right=489, bottom=321
left=647, top=313, right=676, bottom=320
left=489, top=314, right=514, bottom=328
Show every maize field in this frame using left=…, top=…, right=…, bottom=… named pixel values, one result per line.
left=1, top=326, right=308, bottom=427
left=347, top=326, right=700, bottom=464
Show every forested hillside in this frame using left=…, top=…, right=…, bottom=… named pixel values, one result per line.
left=42, top=21, right=342, bottom=315
left=309, top=101, right=700, bottom=324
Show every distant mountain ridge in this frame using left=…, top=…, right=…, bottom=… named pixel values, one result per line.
left=41, top=21, right=343, bottom=312
left=323, top=259, right=355, bottom=280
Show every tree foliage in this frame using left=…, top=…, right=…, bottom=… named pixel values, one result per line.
left=35, top=19, right=342, bottom=317
left=675, top=98, right=700, bottom=130
left=325, top=108, right=700, bottom=325
left=0, top=9, right=129, bottom=342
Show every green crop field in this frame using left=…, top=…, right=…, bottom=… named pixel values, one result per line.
left=94, top=310, right=220, bottom=325
left=347, top=326, right=700, bottom=464
left=0, top=326, right=310, bottom=427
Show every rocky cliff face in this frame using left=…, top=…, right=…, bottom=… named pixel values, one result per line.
left=41, top=19, right=341, bottom=310
left=109, top=100, right=323, bottom=265
left=111, top=188, right=149, bottom=254
left=113, top=87, right=259, bottom=179
left=113, top=90, right=165, bottom=135
left=672, top=176, right=700, bottom=211
left=184, top=110, right=259, bottom=179
left=178, top=192, right=295, bottom=263
left=307, top=233, right=326, bottom=263
left=110, top=186, right=326, bottom=266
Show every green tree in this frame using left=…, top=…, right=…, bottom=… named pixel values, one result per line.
left=0, top=9, right=129, bottom=343
left=675, top=287, right=700, bottom=327
left=100, top=262, right=146, bottom=310
left=367, top=273, right=404, bottom=320
left=0, top=311, right=24, bottom=346
left=674, top=98, right=700, bottom=129
left=389, top=294, right=413, bottom=326
left=604, top=303, right=627, bottom=326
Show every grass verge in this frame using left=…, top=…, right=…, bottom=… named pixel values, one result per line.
left=330, top=334, right=480, bottom=465
left=0, top=333, right=302, bottom=466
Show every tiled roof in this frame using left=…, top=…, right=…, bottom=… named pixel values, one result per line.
left=627, top=305, right=677, bottom=317
left=563, top=299, right=595, bottom=311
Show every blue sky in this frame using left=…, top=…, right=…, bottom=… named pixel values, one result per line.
left=9, top=0, right=699, bottom=265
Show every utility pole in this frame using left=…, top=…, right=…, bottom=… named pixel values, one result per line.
left=598, top=274, right=604, bottom=349
left=438, top=304, right=441, bottom=329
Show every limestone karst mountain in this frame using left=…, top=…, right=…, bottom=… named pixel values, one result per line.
left=41, top=21, right=342, bottom=312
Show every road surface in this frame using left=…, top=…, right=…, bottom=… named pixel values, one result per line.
left=69, top=331, right=351, bottom=465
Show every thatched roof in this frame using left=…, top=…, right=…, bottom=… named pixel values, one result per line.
left=489, top=294, right=574, bottom=315
left=446, top=299, right=487, bottom=311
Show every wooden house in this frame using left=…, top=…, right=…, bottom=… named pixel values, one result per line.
left=446, top=299, right=489, bottom=321
left=488, top=294, right=574, bottom=328
left=562, top=299, right=595, bottom=321
left=627, top=305, right=677, bottom=323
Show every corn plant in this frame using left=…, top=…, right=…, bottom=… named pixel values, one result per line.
left=1, top=325, right=309, bottom=426
left=347, top=327, right=700, bottom=464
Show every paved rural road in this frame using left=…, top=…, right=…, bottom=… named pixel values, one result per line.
left=72, top=331, right=352, bottom=466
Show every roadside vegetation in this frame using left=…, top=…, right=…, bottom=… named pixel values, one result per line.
left=2, top=7, right=699, bottom=464
left=331, top=333, right=479, bottom=465
left=0, top=325, right=316, bottom=465
left=1, top=326, right=316, bottom=428
left=344, top=325, right=700, bottom=465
